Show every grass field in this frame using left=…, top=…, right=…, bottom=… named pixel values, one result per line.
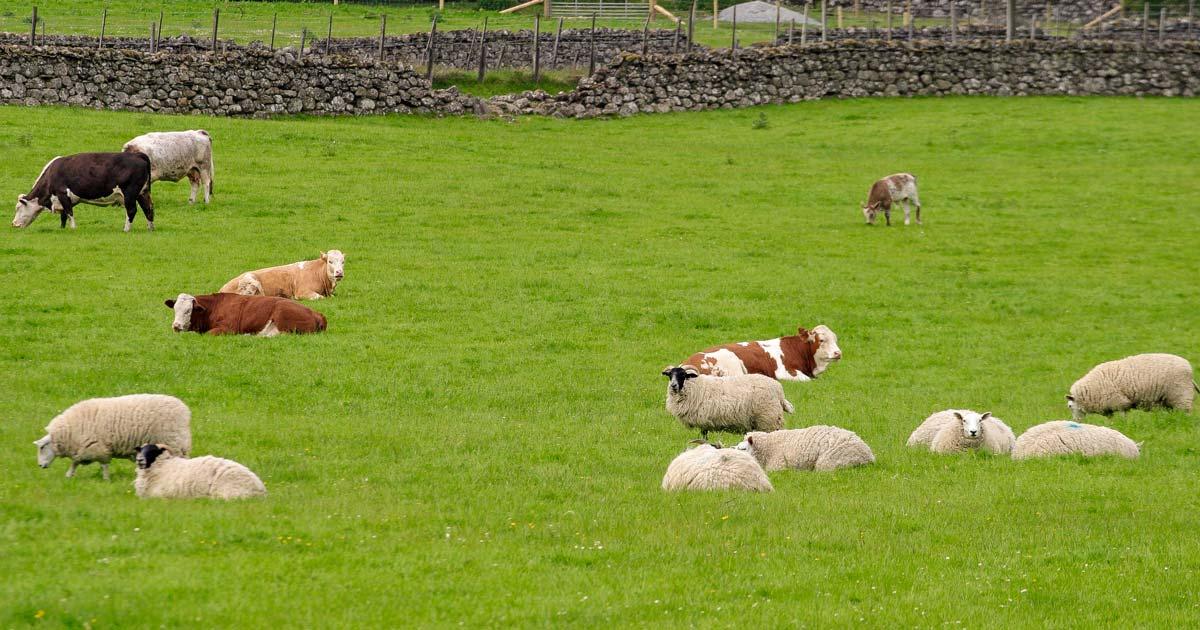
left=1, top=97, right=1199, bottom=627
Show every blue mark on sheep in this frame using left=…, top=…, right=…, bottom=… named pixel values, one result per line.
left=1067, top=422, right=1082, bottom=429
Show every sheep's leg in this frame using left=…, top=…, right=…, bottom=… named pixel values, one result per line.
left=101, top=463, right=110, bottom=481
left=66, top=461, right=77, bottom=478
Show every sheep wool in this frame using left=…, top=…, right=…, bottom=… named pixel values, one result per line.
left=664, top=367, right=793, bottom=438
left=908, top=410, right=1016, bottom=455
left=1068, top=353, right=1196, bottom=420
left=740, top=426, right=875, bottom=472
left=135, top=448, right=266, bottom=499
left=661, top=443, right=773, bottom=492
left=37, top=394, right=192, bottom=480
left=1012, top=421, right=1139, bottom=460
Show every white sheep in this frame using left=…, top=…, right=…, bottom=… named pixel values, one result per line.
left=33, top=394, right=191, bottom=481
left=1013, top=421, right=1139, bottom=460
left=736, top=426, right=875, bottom=471
left=134, top=444, right=267, bottom=499
left=662, top=365, right=793, bottom=440
left=906, top=410, right=1016, bottom=455
left=1067, top=353, right=1197, bottom=420
left=661, top=441, right=773, bottom=492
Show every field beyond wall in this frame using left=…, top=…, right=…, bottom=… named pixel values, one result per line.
left=1, top=98, right=1199, bottom=626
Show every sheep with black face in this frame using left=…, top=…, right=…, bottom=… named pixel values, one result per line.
left=134, top=444, right=266, bottom=500
left=662, top=365, right=793, bottom=441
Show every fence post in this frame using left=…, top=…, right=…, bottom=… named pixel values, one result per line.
left=478, top=16, right=488, bottom=82
left=1189, top=0, right=1194, bottom=36
left=270, top=13, right=277, bottom=51
left=713, top=0, right=719, bottom=29
left=211, top=8, right=219, bottom=52
left=1159, top=7, right=1167, bottom=41
left=533, top=15, right=541, bottom=83
left=553, top=17, right=563, bottom=65
left=775, top=0, right=781, bottom=41
left=588, top=14, right=597, bottom=76
left=157, top=11, right=164, bottom=50
left=1006, top=0, right=1015, bottom=41
left=1142, top=2, right=1149, bottom=44
left=300, top=27, right=307, bottom=60
left=29, top=6, right=36, bottom=47
left=789, top=18, right=795, bottom=44
left=99, top=8, right=106, bottom=49
left=886, top=0, right=892, bottom=40
left=950, top=3, right=957, bottom=42
left=545, top=0, right=552, bottom=17
left=802, top=3, right=809, bottom=44
left=688, top=0, right=697, bottom=49
left=821, top=0, right=827, bottom=41
left=731, top=5, right=737, bottom=51
left=673, top=19, right=681, bottom=52
left=837, top=6, right=843, bottom=28
left=426, top=15, right=437, bottom=80
left=907, top=3, right=914, bottom=39
left=642, top=14, right=650, bottom=54
left=1030, top=16, right=1036, bottom=40
left=326, top=13, right=333, bottom=54
left=378, top=14, right=385, bottom=60
left=150, top=23, right=156, bottom=52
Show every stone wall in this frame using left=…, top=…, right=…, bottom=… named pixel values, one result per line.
left=490, top=40, right=1200, bottom=117
left=822, top=0, right=1111, bottom=21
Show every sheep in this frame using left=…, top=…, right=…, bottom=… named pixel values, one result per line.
left=661, top=441, right=773, bottom=492
left=33, top=394, right=191, bottom=481
left=1067, top=353, right=1197, bottom=420
left=662, top=365, right=793, bottom=440
left=134, top=444, right=267, bottom=499
left=906, top=409, right=1016, bottom=455
left=735, top=426, right=875, bottom=472
left=1012, top=421, right=1139, bottom=460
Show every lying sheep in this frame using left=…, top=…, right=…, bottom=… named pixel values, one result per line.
left=134, top=444, right=267, bottom=499
left=662, top=365, right=793, bottom=440
left=1067, top=353, right=1197, bottom=420
left=907, top=410, right=1016, bottom=455
left=1012, top=421, right=1139, bottom=460
left=661, top=441, right=773, bottom=492
left=735, top=426, right=875, bottom=471
left=33, top=394, right=191, bottom=480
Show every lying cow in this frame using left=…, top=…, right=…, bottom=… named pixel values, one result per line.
left=219, top=250, right=346, bottom=300
left=683, top=325, right=842, bottom=381
left=862, top=173, right=921, bottom=226
left=165, top=293, right=327, bottom=336
left=13, top=152, right=154, bottom=231
left=124, top=130, right=214, bottom=205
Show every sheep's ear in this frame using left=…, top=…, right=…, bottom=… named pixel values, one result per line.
left=164, top=299, right=176, bottom=308
left=981, top=412, right=992, bottom=420
left=1065, top=395, right=1074, bottom=402
left=952, top=412, right=963, bottom=421
left=683, top=366, right=699, bottom=377
left=747, top=435, right=755, bottom=446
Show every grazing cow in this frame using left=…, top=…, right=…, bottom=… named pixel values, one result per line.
left=683, top=325, right=842, bottom=381
left=123, top=130, right=214, bottom=204
left=12, top=152, right=153, bottom=231
left=219, top=251, right=346, bottom=300
left=165, top=293, right=327, bottom=336
left=862, top=173, right=921, bottom=226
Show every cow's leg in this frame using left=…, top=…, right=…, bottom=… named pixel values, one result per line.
left=122, top=184, right=142, bottom=232
left=187, top=169, right=200, bottom=204
left=912, top=193, right=922, bottom=224
left=202, top=167, right=213, bottom=203
left=137, top=188, right=155, bottom=231
left=58, top=197, right=75, bottom=229
left=884, top=205, right=891, bottom=227
left=903, top=199, right=911, bottom=226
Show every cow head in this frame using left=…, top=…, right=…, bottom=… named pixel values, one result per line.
left=954, top=411, right=990, bottom=441
left=662, top=365, right=700, bottom=394
left=33, top=435, right=56, bottom=468
left=322, top=250, right=345, bottom=285
left=861, top=202, right=877, bottom=225
left=805, top=325, right=842, bottom=375
left=136, top=443, right=172, bottom=469
left=13, top=194, right=45, bottom=228
left=164, top=293, right=203, bottom=332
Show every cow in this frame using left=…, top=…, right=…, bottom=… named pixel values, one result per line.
left=165, top=293, right=327, bottom=336
left=862, top=173, right=921, bottom=226
left=12, top=152, right=154, bottom=232
left=123, top=130, right=214, bottom=204
left=683, top=325, right=842, bottom=381
left=219, top=251, right=346, bottom=300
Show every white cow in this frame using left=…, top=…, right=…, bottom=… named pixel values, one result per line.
left=123, top=130, right=214, bottom=204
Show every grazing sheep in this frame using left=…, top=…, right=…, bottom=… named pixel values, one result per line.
left=735, top=426, right=875, bottom=472
left=1013, top=421, right=1140, bottom=460
left=134, top=444, right=266, bottom=499
left=662, top=365, right=793, bottom=440
left=661, top=442, right=773, bottom=492
left=1067, top=353, right=1197, bottom=420
left=907, top=410, right=1016, bottom=455
left=33, top=394, right=191, bottom=481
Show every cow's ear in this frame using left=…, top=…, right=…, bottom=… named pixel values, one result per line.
left=164, top=299, right=175, bottom=308
left=661, top=366, right=674, bottom=376
left=193, top=303, right=207, bottom=313
left=321, top=251, right=327, bottom=260
left=17, top=194, right=26, bottom=202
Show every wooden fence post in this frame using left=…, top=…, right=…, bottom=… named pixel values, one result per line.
left=553, top=17, right=563, bottom=65
left=300, top=27, right=307, bottom=60
left=1030, top=16, right=1036, bottom=40
left=1189, top=0, right=1195, bottom=36
left=802, top=3, right=809, bottom=44
left=378, top=14, right=386, bottom=60
left=271, top=13, right=277, bottom=51
left=713, top=0, right=718, bottom=29
left=1159, top=7, right=1167, bottom=41
left=1006, top=0, right=1015, bottom=41
left=642, top=14, right=650, bottom=54
left=1142, top=2, right=1149, bottom=44
left=688, top=0, right=696, bottom=49
left=533, top=15, right=541, bottom=83
left=478, top=16, right=488, bottom=82
left=731, top=5, right=738, bottom=51
left=908, top=5, right=914, bottom=39
left=157, top=11, right=164, bottom=50
left=150, top=23, right=156, bottom=52
left=821, top=0, right=827, bottom=41
left=29, top=6, right=36, bottom=47
left=950, top=3, right=957, bottom=42
left=211, top=8, right=219, bottom=52
left=426, top=15, right=437, bottom=80
left=545, top=0, right=552, bottom=17
left=588, top=14, right=597, bottom=76
left=789, top=18, right=795, bottom=44
left=837, top=6, right=843, bottom=29
left=327, top=13, right=333, bottom=54
left=775, top=0, right=782, bottom=41
left=673, top=19, right=681, bottom=52
left=886, top=0, right=893, bottom=41
left=99, top=8, right=106, bottom=49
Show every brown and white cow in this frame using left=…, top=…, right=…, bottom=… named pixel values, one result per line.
left=165, top=293, right=327, bottom=336
left=683, top=325, right=842, bottom=381
left=219, top=251, right=345, bottom=300
left=862, top=173, right=921, bottom=226
left=123, top=130, right=215, bottom=204
left=12, top=152, right=153, bottom=231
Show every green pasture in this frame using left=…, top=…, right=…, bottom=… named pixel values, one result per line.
left=0, top=97, right=1198, bottom=627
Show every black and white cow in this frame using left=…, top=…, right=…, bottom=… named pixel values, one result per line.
left=12, top=152, right=154, bottom=231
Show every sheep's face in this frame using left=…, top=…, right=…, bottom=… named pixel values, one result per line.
left=33, top=435, right=55, bottom=468
left=164, top=294, right=199, bottom=332
left=136, top=443, right=170, bottom=469
left=323, top=250, right=345, bottom=284
left=955, top=411, right=990, bottom=440
left=807, top=325, right=842, bottom=375
left=1066, top=395, right=1082, bottom=420
left=662, top=365, right=699, bottom=394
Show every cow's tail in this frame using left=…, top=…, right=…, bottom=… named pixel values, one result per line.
left=782, top=398, right=795, bottom=414
left=207, top=133, right=214, bottom=196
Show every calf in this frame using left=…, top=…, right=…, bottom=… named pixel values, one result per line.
left=862, top=173, right=921, bottom=226
left=165, top=293, right=327, bottom=336
left=683, top=325, right=842, bottom=381
left=219, top=251, right=346, bottom=300
left=13, top=152, right=153, bottom=231
left=123, top=130, right=214, bottom=204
